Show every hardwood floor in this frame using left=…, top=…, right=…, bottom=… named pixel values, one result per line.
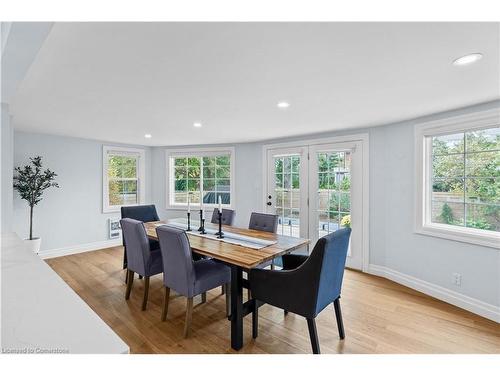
left=46, top=246, right=500, bottom=354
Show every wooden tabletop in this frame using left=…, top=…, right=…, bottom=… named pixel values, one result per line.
left=144, top=220, right=310, bottom=269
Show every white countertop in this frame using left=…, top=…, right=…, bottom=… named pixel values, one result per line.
left=1, top=232, right=129, bottom=354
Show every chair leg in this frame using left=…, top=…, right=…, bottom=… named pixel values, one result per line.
left=161, top=286, right=170, bottom=321
left=201, top=292, right=207, bottom=304
left=221, top=284, right=225, bottom=295
left=270, top=263, right=275, bottom=270
left=306, top=318, right=320, bottom=354
left=225, top=283, right=231, bottom=317
left=247, top=289, right=252, bottom=301
left=141, top=276, right=150, bottom=311
left=333, top=298, right=345, bottom=339
left=184, top=297, right=193, bottom=338
left=125, top=270, right=134, bottom=300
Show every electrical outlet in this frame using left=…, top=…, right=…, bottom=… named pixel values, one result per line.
left=452, top=273, right=462, bottom=286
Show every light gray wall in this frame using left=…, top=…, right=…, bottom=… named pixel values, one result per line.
left=150, top=100, right=500, bottom=308
left=1, top=103, right=14, bottom=232
left=12, top=132, right=153, bottom=252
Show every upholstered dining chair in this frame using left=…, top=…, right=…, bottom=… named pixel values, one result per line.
left=248, top=212, right=278, bottom=233
left=120, top=218, right=163, bottom=311
left=121, top=205, right=161, bottom=282
left=249, top=228, right=351, bottom=354
left=156, top=225, right=231, bottom=338
left=211, top=208, right=236, bottom=226
left=248, top=212, right=279, bottom=272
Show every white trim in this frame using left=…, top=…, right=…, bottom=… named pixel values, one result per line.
left=414, top=108, right=500, bottom=249
left=261, top=133, right=370, bottom=271
left=38, top=239, right=122, bottom=259
left=102, top=145, right=146, bottom=213
left=165, top=146, right=236, bottom=210
left=366, top=264, right=500, bottom=323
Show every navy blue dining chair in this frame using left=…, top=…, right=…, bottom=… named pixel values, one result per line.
left=120, top=218, right=163, bottom=311
left=121, top=205, right=161, bottom=282
left=156, top=225, right=231, bottom=338
left=249, top=228, right=351, bottom=354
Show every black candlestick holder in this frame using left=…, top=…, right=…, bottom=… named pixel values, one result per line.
left=198, top=209, right=204, bottom=232
left=186, top=212, right=191, bottom=231
left=215, top=209, right=224, bottom=238
left=200, top=218, right=207, bottom=234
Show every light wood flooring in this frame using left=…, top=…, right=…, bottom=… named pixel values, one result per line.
left=46, top=246, right=500, bottom=354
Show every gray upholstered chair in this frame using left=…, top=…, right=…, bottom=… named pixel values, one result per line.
left=120, top=218, right=163, bottom=310
left=211, top=208, right=236, bottom=226
left=248, top=212, right=279, bottom=271
left=156, top=225, right=231, bottom=338
left=212, top=208, right=236, bottom=295
left=121, top=204, right=161, bottom=282
left=248, top=212, right=279, bottom=233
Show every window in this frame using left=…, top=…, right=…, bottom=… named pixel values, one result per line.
left=103, top=146, right=145, bottom=213
left=167, top=148, right=234, bottom=208
left=416, top=109, right=500, bottom=248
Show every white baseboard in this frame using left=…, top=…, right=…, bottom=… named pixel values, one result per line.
left=366, top=264, right=500, bottom=323
left=39, top=239, right=122, bottom=259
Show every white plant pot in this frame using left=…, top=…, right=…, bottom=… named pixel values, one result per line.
left=24, top=237, right=42, bottom=254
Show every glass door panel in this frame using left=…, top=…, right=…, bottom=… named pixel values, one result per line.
left=266, top=147, right=308, bottom=239
left=274, top=154, right=301, bottom=237
left=308, top=141, right=363, bottom=270
left=315, top=151, right=352, bottom=240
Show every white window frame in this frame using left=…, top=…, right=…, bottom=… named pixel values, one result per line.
left=103, top=145, right=146, bottom=213
left=166, top=147, right=235, bottom=210
left=415, top=108, right=500, bottom=249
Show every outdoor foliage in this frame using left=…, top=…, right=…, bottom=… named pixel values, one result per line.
left=108, top=154, right=138, bottom=206
left=174, top=155, right=231, bottom=204
left=13, top=156, right=59, bottom=240
left=432, top=127, right=499, bottom=232
left=440, top=203, right=454, bottom=224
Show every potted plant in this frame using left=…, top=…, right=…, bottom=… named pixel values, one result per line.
left=13, top=156, right=60, bottom=253
left=341, top=214, right=351, bottom=228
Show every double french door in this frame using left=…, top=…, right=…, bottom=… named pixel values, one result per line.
left=265, top=140, right=366, bottom=270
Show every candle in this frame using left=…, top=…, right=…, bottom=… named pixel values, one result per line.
left=218, top=195, right=222, bottom=212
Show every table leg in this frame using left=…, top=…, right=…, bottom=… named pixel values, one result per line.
left=230, top=265, right=243, bottom=350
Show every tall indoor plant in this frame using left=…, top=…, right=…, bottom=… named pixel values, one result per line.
left=13, top=156, right=59, bottom=253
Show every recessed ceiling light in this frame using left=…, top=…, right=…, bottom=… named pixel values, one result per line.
left=452, top=53, right=483, bottom=66
left=193, top=122, right=202, bottom=128
left=277, top=101, right=290, bottom=109
left=144, top=134, right=152, bottom=138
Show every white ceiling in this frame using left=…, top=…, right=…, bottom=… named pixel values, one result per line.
left=10, top=22, right=500, bottom=146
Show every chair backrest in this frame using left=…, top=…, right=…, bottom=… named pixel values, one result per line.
left=156, top=225, right=196, bottom=297
left=121, top=205, right=160, bottom=222
left=121, top=205, right=160, bottom=247
left=313, top=228, right=351, bottom=315
left=248, top=212, right=278, bottom=233
left=211, top=208, right=236, bottom=225
left=120, top=218, right=153, bottom=275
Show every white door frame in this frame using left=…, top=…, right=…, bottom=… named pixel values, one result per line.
left=262, top=133, right=370, bottom=272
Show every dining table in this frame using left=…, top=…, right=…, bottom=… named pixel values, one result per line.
left=144, top=217, right=310, bottom=351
